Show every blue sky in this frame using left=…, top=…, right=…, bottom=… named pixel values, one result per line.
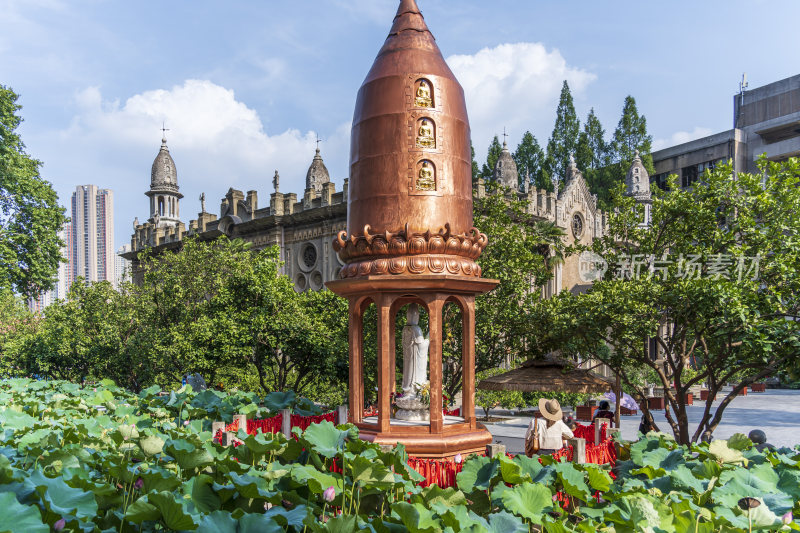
left=2, top=0, right=798, bottom=251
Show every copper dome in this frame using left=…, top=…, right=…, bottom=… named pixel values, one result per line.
left=334, top=0, right=486, bottom=279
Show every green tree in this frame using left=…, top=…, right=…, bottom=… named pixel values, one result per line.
left=609, top=96, right=653, bottom=167
left=513, top=131, right=548, bottom=191
left=22, top=280, right=131, bottom=383
left=587, top=96, right=654, bottom=209
left=0, top=86, right=67, bottom=298
left=441, top=183, right=566, bottom=399
left=534, top=158, right=800, bottom=444
left=470, top=142, right=480, bottom=185
left=575, top=108, right=608, bottom=173
left=480, top=136, right=503, bottom=181
left=545, top=81, right=580, bottom=189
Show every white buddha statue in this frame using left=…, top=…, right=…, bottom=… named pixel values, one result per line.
left=396, top=304, right=431, bottom=421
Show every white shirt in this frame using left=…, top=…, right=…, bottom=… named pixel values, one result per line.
left=525, top=418, right=574, bottom=450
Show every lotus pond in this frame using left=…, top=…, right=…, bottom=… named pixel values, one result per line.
left=0, top=379, right=799, bottom=532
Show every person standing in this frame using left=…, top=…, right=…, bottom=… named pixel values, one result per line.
left=593, top=400, right=615, bottom=427
left=525, top=398, right=574, bottom=456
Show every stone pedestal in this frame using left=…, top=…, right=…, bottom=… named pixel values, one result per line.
left=395, top=395, right=430, bottom=421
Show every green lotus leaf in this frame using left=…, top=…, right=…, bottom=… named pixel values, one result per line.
left=139, top=469, right=182, bottom=493
left=139, top=434, right=165, bottom=456
left=148, top=490, right=197, bottom=530
left=391, top=501, right=441, bottom=533
left=29, top=469, right=98, bottom=520
left=554, top=461, right=591, bottom=500
left=124, top=496, right=160, bottom=524
left=290, top=464, right=344, bottom=494
left=417, top=485, right=467, bottom=507
left=500, top=482, right=553, bottom=522
left=498, top=454, right=531, bottom=485
left=456, top=455, right=499, bottom=492
left=188, top=473, right=221, bottom=514
left=778, top=468, right=800, bottom=499
left=227, top=472, right=278, bottom=500
left=727, top=433, right=753, bottom=451
left=297, top=421, right=349, bottom=459
left=667, top=465, right=706, bottom=493
left=350, top=455, right=395, bottom=488
left=584, top=464, right=613, bottom=492
left=0, top=492, right=48, bottom=533
left=708, top=440, right=747, bottom=465
left=262, top=391, right=296, bottom=412
left=196, top=510, right=282, bottom=533
left=38, top=449, right=82, bottom=473
left=166, top=439, right=213, bottom=470
left=264, top=504, right=309, bottom=529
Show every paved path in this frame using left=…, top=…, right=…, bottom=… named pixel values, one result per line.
left=482, top=389, right=800, bottom=454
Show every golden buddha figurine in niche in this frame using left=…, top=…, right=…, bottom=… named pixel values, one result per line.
left=415, top=80, right=433, bottom=108
left=416, top=119, right=436, bottom=149
left=417, top=161, right=435, bottom=191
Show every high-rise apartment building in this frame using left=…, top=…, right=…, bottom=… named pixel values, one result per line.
left=116, top=244, right=131, bottom=287
left=27, top=224, right=71, bottom=312
left=70, top=185, right=115, bottom=285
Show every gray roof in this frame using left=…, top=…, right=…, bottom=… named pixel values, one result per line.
left=624, top=151, right=651, bottom=202
left=150, top=137, right=179, bottom=193
left=493, top=142, right=519, bottom=190
left=305, top=148, right=330, bottom=192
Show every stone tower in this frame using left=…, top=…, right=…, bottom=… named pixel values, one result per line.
left=146, top=135, right=183, bottom=228
left=305, top=147, right=331, bottom=194
left=625, top=150, right=652, bottom=226
left=493, top=139, right=519, bottom=190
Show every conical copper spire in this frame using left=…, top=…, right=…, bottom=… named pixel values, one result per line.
left=388, top=0, right=429, bottom=36
left=335, top=0, right=485, bottom=280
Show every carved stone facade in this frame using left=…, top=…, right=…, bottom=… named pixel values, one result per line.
left=125, top=140, right=346, bottom=290
left=476, top=154, right=608, bottom=296
left=127, top=136, right=613, bottom=295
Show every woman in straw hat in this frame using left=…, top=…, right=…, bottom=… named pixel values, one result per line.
left=524, top=398, right=574, bottom=456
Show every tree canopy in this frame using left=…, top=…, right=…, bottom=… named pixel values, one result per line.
left=545, top=81, right=580, bottom=190
left=513, top=131, right=549, bottom=191
left=532, top=157, right=800, bottom=444
left=0, top=86, right=67, bottom=298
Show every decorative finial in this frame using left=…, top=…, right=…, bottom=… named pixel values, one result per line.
left=634, top=149, right=640, bottom=159
left=200, top=192, right=206, bottom=213
left=273, top=170, right=280, bottom=193
left=502, top=127, right=509, bottom=149
left=569, top=153, right=577, bottom=167
left=315, top=136, right=323, bottom=154
left=161, top=122, right=170, bottom=143
left=133, top=217, right=139, bottom=230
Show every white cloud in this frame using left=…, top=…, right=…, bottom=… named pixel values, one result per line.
left=53, top=79, right=350, bottom=249
left=653, top=126, right=714, bottom=151
left=446, top=42, right=596, bottom=150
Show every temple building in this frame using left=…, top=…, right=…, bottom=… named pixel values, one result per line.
left=124, top=138, right=347, bottom=290
left=477, top=149, right=608, bottom=296
left=125, top=132, right=615, bottom=296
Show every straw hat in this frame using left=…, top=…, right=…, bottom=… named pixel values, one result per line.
left=538, top=398, right=563, bottom=421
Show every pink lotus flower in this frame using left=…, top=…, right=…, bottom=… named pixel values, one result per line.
left=454, top=453, right=463, bottom=464
left=323, top=486, right=336, bottom=502
left=54, top=518, right=66, bottom=531
left=183, top=420, right=190, bottom=426
left=783, top=512, right=793, bottom=525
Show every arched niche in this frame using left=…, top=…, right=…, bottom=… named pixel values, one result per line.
left=414, top=78, right=434, bottom=108
left=415, top=159, right=436, bottom=191
left=415, top=118, right=436, bottom=149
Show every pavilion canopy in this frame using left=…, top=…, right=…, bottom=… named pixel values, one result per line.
left=477, top=355, right=614, bottom=394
